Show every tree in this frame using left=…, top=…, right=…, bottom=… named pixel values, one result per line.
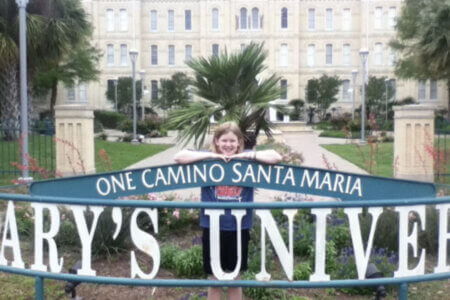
left=0, top=0, right=97, bottom=139
left=153, top=72, right=191, bottom=112
left=168, top=43, right=283, bottom=149
left=105, top=77, right=142, bottom=115
left=305, top=74, right=341, bottom=121
left=365, top=76, right=395, bottom=119
left=390, top=0, right=450, bottom=119
left=288, top=99, right=305, bottom=121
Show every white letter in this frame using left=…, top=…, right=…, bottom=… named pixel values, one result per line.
left=281, top=168, right=296, bottom=186
left=209, top=164, right=225, bottom=183
left=349, top=178, right=362, bottom=197
left=394, top=206, right=426, bottom=277
left=232, top=162, right=243, bottom=183
left=434, top=204, right=450, bottom=273
left=242, top=165, right=256, bottom=183
left=309, top=208, right=331, bottom=281
left=345, top=207, right=383, bottom=279
left=255, top=209, right=297, bottom=281
left=71, top=205, right=104, bottom=276
left=141, top=169, right=155, bottom=188
left=204, top=209, right=246, bottom=280
left=130, top=208, right=160, bottom=279
left=125, top=171, right=136, bottom=190
left=0, top=201, right=25, bottom=268
left=301, top=170, right=319, bottom=189
left=96, top=177, right=110, bottom=196
left=30, top=203, right=63, bottom=273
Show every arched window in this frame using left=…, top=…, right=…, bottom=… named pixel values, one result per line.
left=281, top=7, right=288, bottom=28
left=252, top=8, right=259, bottom=29
left=240, top=8, right=247, bottom=29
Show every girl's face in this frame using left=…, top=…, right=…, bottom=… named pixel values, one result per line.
left=214, top=131, right=240, bottom=156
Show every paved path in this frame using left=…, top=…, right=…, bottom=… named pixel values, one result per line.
left=125, top=130, right=367, bottom=202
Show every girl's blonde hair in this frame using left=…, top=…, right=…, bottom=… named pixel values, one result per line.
left=211, top=121, right=244, bottom=154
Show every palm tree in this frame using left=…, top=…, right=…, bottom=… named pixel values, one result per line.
left=0, top=0, right=96, bottom=139
left=169, top=43, right=283, bottom=149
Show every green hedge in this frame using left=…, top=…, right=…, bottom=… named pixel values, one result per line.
left=94, top=110, right=128, bottom=129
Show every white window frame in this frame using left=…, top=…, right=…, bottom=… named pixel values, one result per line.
left=168, top=45, right=175, bottom=66
left=150, top=10, right=158, bottom=31
left=418, top=81, right=426, bottom=101
left=342, top=80, right=351, bottom=101
left=151, top=80, right=158, bottom=100
left=375, top=7, right=383, bottom=29
left=78, top=82, right=87, bottom=102
left=388, top=7, right=397, bottom=29
left=279, top=44, right=288, bottom=67
left=185, top=9, right=192, bottom=30
left=281, top=7, right=288, bottom=29
left=151, top=45, right=158, bottom=65
left=67, top=85, right=75, bottom=101
left=342, top=8, right=351, bottom=31
left=343, top=44, right=351, bottom=66
left=325, top=44, right=333, bottom=65
left=251, top=7, right=260, bottom=29
left=106, top=9, right=114, bottom=32
left=430, top=80, right=438, bottom=100
left=308, top=8, right=315, bottom=30
left=119, top=9, right=127, bottom=31
left=168, top=9, right=175, bottom=31
left=185, top=45, right=192, bottom=62
left=120, top=44, right=128, bottom=66
left=280, top=79, right=287, bottom=99
left=307, top=44, right=315, bottom=67
left=212, top=8, right=219, bottom=30
left=325, top=8, right=333, bottom=31
left=374, top=43, right=383, bottom=66
left=107, top=44, right=114, bottom=66
left=240, top=8, right=247, bottom=29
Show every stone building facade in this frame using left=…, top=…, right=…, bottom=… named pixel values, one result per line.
left=59, top=0, right=448, bottom=121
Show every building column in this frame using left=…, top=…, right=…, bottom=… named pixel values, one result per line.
left=393, top=105, right=434, bottom=182
left=54, top=105, right=95, bottom=176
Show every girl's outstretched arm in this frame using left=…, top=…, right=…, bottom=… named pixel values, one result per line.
left=174, top=149, right=226, bottom=164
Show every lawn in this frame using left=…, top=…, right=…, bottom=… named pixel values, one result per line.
left=0, top=138, right=171, bottom=186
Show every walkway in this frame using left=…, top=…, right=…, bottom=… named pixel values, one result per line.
left=125, top=131, right=367, bottom=202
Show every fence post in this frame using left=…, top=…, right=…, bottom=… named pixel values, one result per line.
left=398, top=283, right=408, bottom=300
left=54, top=105, right=96, bottom=176
left=35, top=276, right=44, bottom=300
left=394, top=105, right=434, bottom=182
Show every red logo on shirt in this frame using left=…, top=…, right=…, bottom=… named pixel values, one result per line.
left=215, top=186, right=243, bottom=201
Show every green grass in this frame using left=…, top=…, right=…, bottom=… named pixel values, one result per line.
left=319, top=130, right=361, bottom=139
left=322, top=142, right=394, bottom=177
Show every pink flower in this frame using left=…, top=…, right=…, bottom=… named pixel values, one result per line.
left=167, top=220, right=171, bottom=225
left=173, top=208, right=180, bottom=219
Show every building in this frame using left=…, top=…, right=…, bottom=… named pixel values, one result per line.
left=59, top=0, right=448, bottom=122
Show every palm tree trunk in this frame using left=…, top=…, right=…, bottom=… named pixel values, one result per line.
left=50, top=79, right=57, bottom=118
left=0, top=63, right=20, bottom=141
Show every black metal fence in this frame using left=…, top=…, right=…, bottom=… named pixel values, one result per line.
left=436, top=128, right=450, bottom=183
left=0, top=119, right=55, bottom=184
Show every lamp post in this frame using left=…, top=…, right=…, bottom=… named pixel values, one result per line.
left=351, top=69, right=358, bottom=120
left=139, top=70, right=146, bottom=120
left=113, top=78, right=118, bottom=112
left=384, top=78, right=389, bottom=124
left=16, top=0, right=32, bottom=181
left=129, top=49, right=139, bottom=144
left=359, top=48, right=369, bottom=145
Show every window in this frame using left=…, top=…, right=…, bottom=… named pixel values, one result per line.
left=251, top=8, right=260, bottom=29
left=375, top=7, right=382, bottom=29
left=107, top=44, right=114, bottom=66
left=106, top=9, right=114, bottom=32
left=390, top=79, right=397, bottom=101
left=120, top=44, right=128, bottom=66
left=343, top=44, right=351, bottom=66
left=374, top=43, right=383, bottom=66
left=185, top=45, right=192, bottom=61
left=430, top=80, right=438, bottom=100
left=308, top=9, right=315, bottom=30
left=212, top=44, right=219, bottom=57
left=281, top=7, right=288, bottom=29
left=325, top=44, right=333, bottom=65
left=67, top=86, right=75, bottom=101
left=168, top=45, right=175, bottom=65
left=342, top=8, right=351, bottom=31
left=418, top=81, right=426, bottom=101
left=78, top=82, right=87, bottom=102
left=185, top=10, right=192, bottom=30
left=212, top=8, right=219, bottom=30
left=307, top=44, right=315, bottom=66
left=280, top=80, right=287, bottom=99
left=240, top=8, right=247, bottom=29
left=168, top=10, right=174, bottom=31
left=325, top=8, right=333, bottom=30
left=151, top=80, right=158, bottom=100
left=279, top=44, right=288, bottom=67
left=388, top=7, right=397, bottom=29
left=342, top=80, right=350, bottom=101
left=151, top=45, right=158, bottom=65
left=150, top=10, right=158, bottom=31
left=119, top=9, right=127, bottom=31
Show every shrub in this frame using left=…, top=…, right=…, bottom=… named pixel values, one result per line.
left=94, top=119, right=104, bottom=133
left=293, top=262, right=312, bottom=280
left=94, top=110, right=128, bottom=129
left=173, top=245, right=204, bottom=278
left=242, top=271, right=284, bottom=299
left=121, top=134, right=133, bottom=142
left=160, top=244, right=181, bottom=270
left=97, top=132, right=108, bottom=140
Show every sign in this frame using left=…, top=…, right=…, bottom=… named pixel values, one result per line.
left=30, top=160, right=436, bottom=200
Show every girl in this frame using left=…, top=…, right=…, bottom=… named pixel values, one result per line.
left=174, top=121, right=281, bottom=300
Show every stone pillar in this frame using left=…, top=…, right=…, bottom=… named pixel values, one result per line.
left=54, top=105, right=95, bottom=176
left=394, top=105, right=434, bottom=182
